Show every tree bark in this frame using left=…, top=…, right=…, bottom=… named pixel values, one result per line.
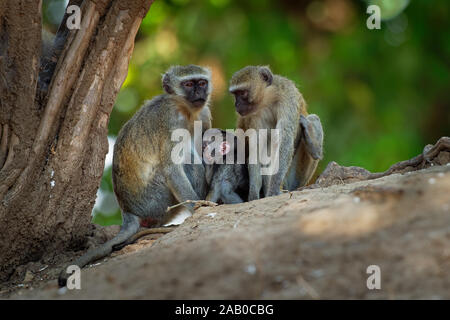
left=0, top=0, right=154, bottom=281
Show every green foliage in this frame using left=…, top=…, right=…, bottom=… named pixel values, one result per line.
left=43, top=0, right=450, bottom=226
left=366, top=0, right=410, bottom=21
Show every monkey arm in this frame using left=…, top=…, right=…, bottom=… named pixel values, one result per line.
left=199, top=107, right=212, bottom=133
left=221, top=192, right=244, bottom=204
left=206, top=185, right=221, bottom=203
left=208, top=177, right=244, bottom=204
left=248, top=164, right=262, bottom=201
left=166, top=164, right=201, bottom=209
left=220, top=181, right=244, bottom=204
left=265, top=119, right=296, bottom=197
left=246, top=132, right=263, bottom=200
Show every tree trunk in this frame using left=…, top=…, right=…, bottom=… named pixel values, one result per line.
left=0, top=0, right=154, bottom=281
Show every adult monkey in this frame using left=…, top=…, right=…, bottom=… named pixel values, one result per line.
left=59, top=65, right=212, bottom=286
left=229, top=65, right=323, bottom=200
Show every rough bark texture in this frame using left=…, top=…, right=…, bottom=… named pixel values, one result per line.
left=307, top=136, right=450, bottom=189
left=0, top=0, right=154, bottom=281
left=2, top=138, right=449, bottom=299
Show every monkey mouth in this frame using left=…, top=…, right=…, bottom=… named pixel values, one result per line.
left=236, top=104, right=255, bottom=116
left=191, top=98, right=206, bottom=108
left=237, top=109, right=250, bottom=116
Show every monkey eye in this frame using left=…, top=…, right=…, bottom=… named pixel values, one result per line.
left=182, top=81, right=194, bottom=88
left=235, top=90, right=248, bottom=99
left=198, top=80, right=207, bottom=87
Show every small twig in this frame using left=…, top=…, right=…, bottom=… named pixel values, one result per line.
left=280, top=189, right=294, bottom=198
left=166, top=200, right=218, bottom=212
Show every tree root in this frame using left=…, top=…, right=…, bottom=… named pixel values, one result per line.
left=305, top=136, right=450, bottom=189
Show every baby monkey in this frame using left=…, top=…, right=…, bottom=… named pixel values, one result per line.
left=203, top=130, right=249, bottom=204
left=202, top=118, right=320, bottom=204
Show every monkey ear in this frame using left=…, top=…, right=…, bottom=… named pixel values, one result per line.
left=219, top=141, right=231, bottom=156
left=259, top=67, right=273, bottom=85
left=162, top=73, right=174, bottom=94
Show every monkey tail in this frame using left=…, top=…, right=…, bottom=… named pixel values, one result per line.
left=58, top=212, right=140, bottom=287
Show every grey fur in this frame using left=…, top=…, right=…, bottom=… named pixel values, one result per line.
left=58, top=65, right=212, bottom=287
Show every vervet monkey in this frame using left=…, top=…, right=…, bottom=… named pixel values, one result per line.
left=229, top=65, right=323, bottom=200
left=203, top=130, right=248, bottom=204
left=58, top=65, right=212, bottom=286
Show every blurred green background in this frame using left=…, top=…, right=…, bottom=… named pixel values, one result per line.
left=43, top=0, right=449, bottom=225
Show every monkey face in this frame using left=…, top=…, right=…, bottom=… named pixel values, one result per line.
left=231, top=89, right=256, bottom=116
left=181, top=78, right=209, bottom=108
left=230, top=66, right=274, bottom=116
left=202, top=130, right=238, bottom=165
left=203, top=140, right=231, bottom=164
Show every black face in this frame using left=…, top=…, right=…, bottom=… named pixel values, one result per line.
left=181, top=78, right=209, bottom=108
left=202, top=135, right=227, bottom=165
left=202, top=131, right=242, bottom=165
left=232, top=89, right=255, bottom=116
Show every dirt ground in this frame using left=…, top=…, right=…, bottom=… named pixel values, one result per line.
left=2, top=163, right=449, bottom=299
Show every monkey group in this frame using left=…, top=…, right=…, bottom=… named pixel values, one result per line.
left=59, top=64, right=323, bottom=286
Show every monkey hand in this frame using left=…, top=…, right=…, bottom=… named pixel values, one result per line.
left=266, top=186, right=281, bottom=197
left=248, top=187, right=261, bottom=201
